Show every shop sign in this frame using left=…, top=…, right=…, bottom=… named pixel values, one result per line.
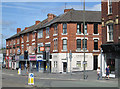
left=29, top=55, right=36, bottom=61
left=37, top=55, right=43, bottom=61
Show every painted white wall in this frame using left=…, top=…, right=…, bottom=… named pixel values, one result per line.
left=51, top=53, right=101, bottom=73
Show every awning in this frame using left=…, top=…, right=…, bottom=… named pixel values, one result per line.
left=101, top=43, right=120, bottom=53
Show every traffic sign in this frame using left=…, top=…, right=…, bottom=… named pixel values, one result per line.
left=28, top=73, right=34, bottom=85
left=83, top=61, right=87, bottom=64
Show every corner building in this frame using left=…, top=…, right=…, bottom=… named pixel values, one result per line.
left=6, top=9, right=102, bottom=73
left=101, top=1, right=120, bottom=78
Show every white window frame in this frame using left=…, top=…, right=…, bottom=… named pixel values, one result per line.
left=108, top=0, right=112, bottom=14
left=46, top=27, right=50, bottom=38
left=107, top=24, right=113, bottom=42
left=27, top=33, right=29, bottom=42
left=38, top=29, right=43, bottom=39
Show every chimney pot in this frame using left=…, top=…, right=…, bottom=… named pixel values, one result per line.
left=47, top=13, right=56, bottom=22
left=17, top=28, right=21, bottom=33
left=35, top=21, right=40, bottom=25
left=64, top=8, right=74, bottom=13
left=25, top=27, right=28, bottom=30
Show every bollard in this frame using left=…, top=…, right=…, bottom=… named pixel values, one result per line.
left=28, top=73, right=34, bottom=85
left=18, top=68, right=21, bottom=75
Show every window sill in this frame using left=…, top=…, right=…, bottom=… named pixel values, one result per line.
left=21, top=41, right=24, bottom=43
left=53, top=50, right=58, bottom=52
left=76, top=50, right=82, bottom=52
left=38, top=37, right=43, bottom=39
left=61, top=33, right=68, bottom=35
left=53, top=34, right=58, bottom=36
left=93, top=50, right=100, bottom=52
left=107, top=13, right=112, bottom=16
left=32, top=39, right=35, bottom=41
left=26, top=40, right=29, bottom=42
left=76, top=33, right=83, bottom=35
left=77, top=33, right=88, bottom=35
left=61, top=50, right=67, bottom=52
left=107, top=40, right=114, bottom=43
left=46, top=36, right=49, bottom=39
left=81, top=49, right=88, bottom=52
left=93, top=33, right=99, bottom=35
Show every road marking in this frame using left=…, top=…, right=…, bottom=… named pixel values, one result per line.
left=2, top=73, right=14, bottom=76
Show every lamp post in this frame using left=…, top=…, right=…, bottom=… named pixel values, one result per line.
left=83, top=0, right=86, bottom=79
left=100, top=48, right=103, bottom=79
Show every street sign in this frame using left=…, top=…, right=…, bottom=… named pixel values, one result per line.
left=83, top=61, right=87, bottom=64
left=28, top=73, right=34, bottom=85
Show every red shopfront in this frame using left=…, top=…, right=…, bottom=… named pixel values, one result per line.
left=5, top=56, right=12, bottom=69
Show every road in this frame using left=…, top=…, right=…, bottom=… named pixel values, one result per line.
left=2, top=69, right=118, bottom=88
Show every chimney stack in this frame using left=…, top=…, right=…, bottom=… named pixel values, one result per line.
left=64, top=8, right=74, bottom=13
left=17, top=28, right=21, bottom=33
left=35, top=21, right=40, bottom=25
left=47, top=13, right=56, bottom=22
left=25, top=27, right=28, bottom=30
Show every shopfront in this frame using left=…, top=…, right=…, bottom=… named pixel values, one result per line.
left=101, top=44, right=120, bottom=78
left=5, top=56, right=12, bottom=69
left=37, top=54, right=44, bottom=72
left=15, top=55, right=20, bottom=70
left=29, top=55, right=37, bottom=72
left=19, top=55, right=25, bottom=70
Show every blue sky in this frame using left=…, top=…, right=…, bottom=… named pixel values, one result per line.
left=1, top=2, right=101, bottom=48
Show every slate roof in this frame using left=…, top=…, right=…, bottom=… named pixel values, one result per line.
left=6, top=10, right=101, bottom=40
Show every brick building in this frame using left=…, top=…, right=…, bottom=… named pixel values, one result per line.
left=6, top=9, right=102, bottom=73
left=101, top=1, right=120, bottom=77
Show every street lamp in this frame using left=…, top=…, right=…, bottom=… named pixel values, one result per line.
left=83, top=0, right=86, bottom=79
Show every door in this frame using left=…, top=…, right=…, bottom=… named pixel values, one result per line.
left=63, top=62, right=67, bottom=72
left=93, top=55, right=98, bottom=70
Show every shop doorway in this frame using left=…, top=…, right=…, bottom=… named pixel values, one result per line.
left=106, top=59, right=115, bottom=74
left=63, top=62, right=67, bottom=72
left=93, top=55, right=98, bottom=70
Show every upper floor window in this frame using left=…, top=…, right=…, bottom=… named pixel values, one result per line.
left=94, top=24, right=98, bottom=34
left=63, top=39, right=67, bottom=50
left=77, top=39, right=81, bottom=50
left=77, top=23, right=81, bottom=34
left=63, top=23, right=67, bottom=34
left=94, top=39, right=98, bottom=50
left=32, top=33, right=35, bottom=39
left=54, top=24, right=58, bottom=34
left=82, top=39, right=87, bottom=50
left=108, top=0, right=112, bottom=14
left=38, top=29, right=43, bottom=38
left=54, top=39, right=58, bottom=50
left=21, top=35, right=24, bottom=43
left=83, top=23, right=87, bottom=34
left=46, top=27, right=50, bottom=38
left=27, top=33, right=29, bottom=41
left=107, top=24, right=113, bottom=41
left=17, top=38, right=19, bottom=44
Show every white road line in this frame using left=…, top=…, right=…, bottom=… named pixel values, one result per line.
left=2, top=73, right=14, bottom=76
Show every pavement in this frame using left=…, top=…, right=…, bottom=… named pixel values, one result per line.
left=2, top=68, right=118, bottom=88
left=2, top=68, right=118, bottom=82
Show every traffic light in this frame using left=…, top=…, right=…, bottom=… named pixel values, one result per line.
left=50, top=54, right=52, bottom=59
left=24, top=51, right=28, bottom=59
left=43, top=51, right=46, bottom=59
